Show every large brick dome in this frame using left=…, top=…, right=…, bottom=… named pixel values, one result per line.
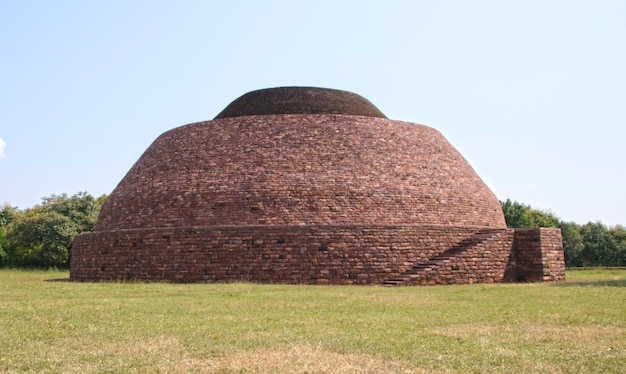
left=71, top=87, right=565, bottom=285
left=96, top=87, right=504, bottom=230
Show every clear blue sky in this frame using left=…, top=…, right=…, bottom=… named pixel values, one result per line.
left=1, top=1, right=624, bottom=226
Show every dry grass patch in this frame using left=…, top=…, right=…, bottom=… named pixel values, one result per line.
left=205, top=344, right=419, bottom=373
left=51, top=336, right=418, bottom=373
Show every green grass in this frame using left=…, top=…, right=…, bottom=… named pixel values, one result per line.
left=1, top=269, right=624, bottom=373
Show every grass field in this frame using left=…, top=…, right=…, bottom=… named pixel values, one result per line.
left=0, top=269, right=624, bottom=373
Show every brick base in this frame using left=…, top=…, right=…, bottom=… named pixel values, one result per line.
left=70, top=225, right=564, bottom=285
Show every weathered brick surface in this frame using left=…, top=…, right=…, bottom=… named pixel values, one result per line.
left=70, top=226, right=564, bottom=284
left=385, top=229, right=516, bottom=286
left=512, top=228, right=565, bottom=282
left=381, top=228, right=565, bottom=286
left=70, top=87, right=565, bottom=284
left=95, top=114, right=505, bottom=230
left=71, top=225, right=488, bottom=283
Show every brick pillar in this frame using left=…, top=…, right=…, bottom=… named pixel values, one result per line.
left=513, top=228, right=565, bottom=282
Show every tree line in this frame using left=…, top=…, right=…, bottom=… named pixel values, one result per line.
left=0, top=193, right=624, bottom=268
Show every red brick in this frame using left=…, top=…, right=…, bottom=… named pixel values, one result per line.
left=70, top=88, right=565, bottom=285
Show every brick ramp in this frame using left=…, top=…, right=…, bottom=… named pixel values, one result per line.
left=382, top=229, right=508, bottom=286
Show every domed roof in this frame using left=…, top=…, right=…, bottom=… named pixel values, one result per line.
left=215, top=87, right=386, bottom=119
left=95, top=87, right=505, bottom=231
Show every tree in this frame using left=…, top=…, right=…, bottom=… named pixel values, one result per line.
left=559, top=221, right=584, bottom=267
left=6, top=208, right=76, bottom=267
left=579, top=222, right=617, bottom=267
left=41, top=192, right=104, bottom=233
left=500, top=199, right=558, bottom=228
left=0, top=204, right=17, bottom=227
left=500, top=199, right=532, bottom=228
left=608, top=225, right=626, bottom=267
left=3, top=192, right=106, bottom=268
left=0, top=204, right=17, bottom=265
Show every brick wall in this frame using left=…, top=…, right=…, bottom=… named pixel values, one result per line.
left=70, top=226, right=565, bottom=284
left=393, top=229, right=517, bottom=286
left=95, top=114, right=505, bottom=231
left=71, top=225, right=481, bottom=283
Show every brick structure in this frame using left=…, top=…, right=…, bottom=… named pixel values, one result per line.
left=70, top=87, right=565, bottom=284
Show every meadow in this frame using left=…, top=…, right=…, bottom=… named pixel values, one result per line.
left=0, top=269, right=624, bottom=373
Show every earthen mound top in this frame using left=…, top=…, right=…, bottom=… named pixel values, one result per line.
left=215, top=87, right=387, bottom=119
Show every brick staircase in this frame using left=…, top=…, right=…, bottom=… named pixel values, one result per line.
left=382, top=229, right=508, bottom=286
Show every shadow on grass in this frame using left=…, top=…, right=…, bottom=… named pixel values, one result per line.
left=558, top=279, right=626, bottom=288
left=44, top=278, right=70, bottom=282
